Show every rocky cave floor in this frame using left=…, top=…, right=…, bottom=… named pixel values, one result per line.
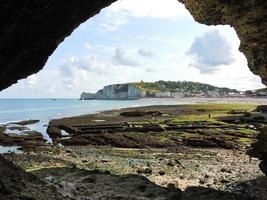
left=2, top=146, right=267, bottom=200
left=1, top=103, right=267, bottom=199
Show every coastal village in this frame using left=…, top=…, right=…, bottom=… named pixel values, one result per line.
left=1, top=80, right=267, bottom=199
left=80, top=81, right=267, bottom=100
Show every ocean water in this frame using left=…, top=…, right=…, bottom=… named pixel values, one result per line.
left=1, top=97, right=267, bottom=143
left=0, top=98, right=191, bottom=139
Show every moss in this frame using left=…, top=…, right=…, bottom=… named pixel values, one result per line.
left=172, top=104, right=257, bottom=123
left=49, top=103, right=258, bottom=151
left=132, top=81, right=240, bottom=95
left=236, top=137, right=253, bottom=145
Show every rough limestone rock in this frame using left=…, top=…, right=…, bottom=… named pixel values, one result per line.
left=248, top=126, right=267, bottom=175
left=0, top=0, right=116, bottom=90
left=0, top=155, right=62, bottom=199
left=248, top=127, right=267, bottom=158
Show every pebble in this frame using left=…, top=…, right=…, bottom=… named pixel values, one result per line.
left=199, top=179, right=207, bottom=185
left=167, top=160, right=176, bottom=167
left=159, top=171, right=166, bottom=176
left=137, top=167, right=152, bottom=174
left=167, top=183, right=176, bottom=188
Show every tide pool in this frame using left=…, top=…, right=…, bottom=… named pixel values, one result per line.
left=1, top=97, right=267, bottom=139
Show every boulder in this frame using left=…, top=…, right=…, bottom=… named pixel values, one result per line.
left=13, top=120, right=40, bottom=126
left=255, top=105, right=267, bottom=113
left=248, top=126, right=267, bottom=158
left=47, top=126, right=62, bottom=140
left=248, top=126, right=267, bottom=175
left=259, top=157, right=267, bottom=175
left=0, top=155, right=63, bottom=199
left=120, top=110, right=163, bottom=117
left=183, top=137, right=236, bottom=149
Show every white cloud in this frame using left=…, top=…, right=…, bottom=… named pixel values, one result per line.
left=109, top=0, right=191, bottom=19
left=186, top=30, right=235, bottom=74
left=84, top=43, right=115, bottom=54
left=0, top=1, right=265, bottom=98
left=26, top=74, right=38, bottom=88
left=113, top=48, right=140, bottom=66
left=99, top=11, right=129, bottom=32
left=98, top=0, right=191, bottom=32
left=138, top=48, right=154, bottom=57
left=84, top=43, right=92, bottom=49
left=1, top=50, right=264, bottom=98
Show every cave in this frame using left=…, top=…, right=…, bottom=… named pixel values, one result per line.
left=0, top=0, right=267, bottom=199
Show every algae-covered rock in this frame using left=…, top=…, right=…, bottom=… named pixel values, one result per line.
left=248, top=126, right=267, bottom=175
left=47, top=126, right=62, bottom=140
left=255, top=105, right=267, bottom=113
left=0, top=155, right=63, bottom=199
left=248, top=126, right=267, bottom=159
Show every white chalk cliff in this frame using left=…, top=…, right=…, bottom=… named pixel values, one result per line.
left=81, top=84, right=146, bottom=100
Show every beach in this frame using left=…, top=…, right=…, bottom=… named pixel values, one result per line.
left=1, top=99, right=267, bottom=199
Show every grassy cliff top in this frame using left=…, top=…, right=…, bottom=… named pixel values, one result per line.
left=132, top=80, right=239, bottom=94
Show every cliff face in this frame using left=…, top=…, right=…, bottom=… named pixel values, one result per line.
left=101, top=84, right=145, bottom=100
left=0, top=1, right=267, bottom=91
left=178, top=0, right=267, bottom=84
left=80, top=81, right=241, bottom=100
left=81, top=84, right=145, bottom=100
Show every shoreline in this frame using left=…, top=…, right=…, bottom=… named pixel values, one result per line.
left=1, top=102, right=267, bottom=199
left=1, top=97, right=267, bottom=124
left=0, top=100, right=265, bottom=150
left=47, top=103, right=259, bottom=147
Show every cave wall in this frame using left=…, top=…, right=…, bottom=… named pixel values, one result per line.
left=0, top=0, right=116, bottom=90
left=0, top=0, right=266, bottom=91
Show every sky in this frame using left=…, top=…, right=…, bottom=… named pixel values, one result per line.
left=0, top=0, right=264, bottom=98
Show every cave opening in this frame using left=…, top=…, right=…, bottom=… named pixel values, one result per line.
left=0, top=0, right=264, bottom=98
left=0, top=0, right=267, bottom=199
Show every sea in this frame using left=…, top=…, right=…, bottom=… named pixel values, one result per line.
left=1, top=97, right=267, bottom=153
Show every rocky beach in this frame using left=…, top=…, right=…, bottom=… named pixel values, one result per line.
left=1, top=102, right=267, bottom=199
left=1, top=0, right=267, bottom=199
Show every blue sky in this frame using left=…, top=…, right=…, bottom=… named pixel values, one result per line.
left=0, top=0, right=264, bottom=98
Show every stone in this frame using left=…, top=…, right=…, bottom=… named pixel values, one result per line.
left=159, top=171, right=166, bottom=176
left=120, top=110, right=163, bottom=117
left=167, top=183, right=176, bottom=188
left=7, top=126, right=29, bottom=131
left=167, top=160, right=176, bottom=167
left=199, top=179, right=207, bottom=185
left=220, top=167, right=228, bottom=173
left=46, top=126, right=62, bottom=140
left=248, top=126, right=267, bottom=159
left=220, top=176, right=230, bottom=184
left=259, top=158, right=267, bottom=175
left=204, top=174, right=210, bottom=179
left=137, top=167, right=152, bottom=175
left=13, top=120, right=40, bottom=126
left=255, top=105, right=267, bottom=113
left=0, top=155, right=62, bottom=199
